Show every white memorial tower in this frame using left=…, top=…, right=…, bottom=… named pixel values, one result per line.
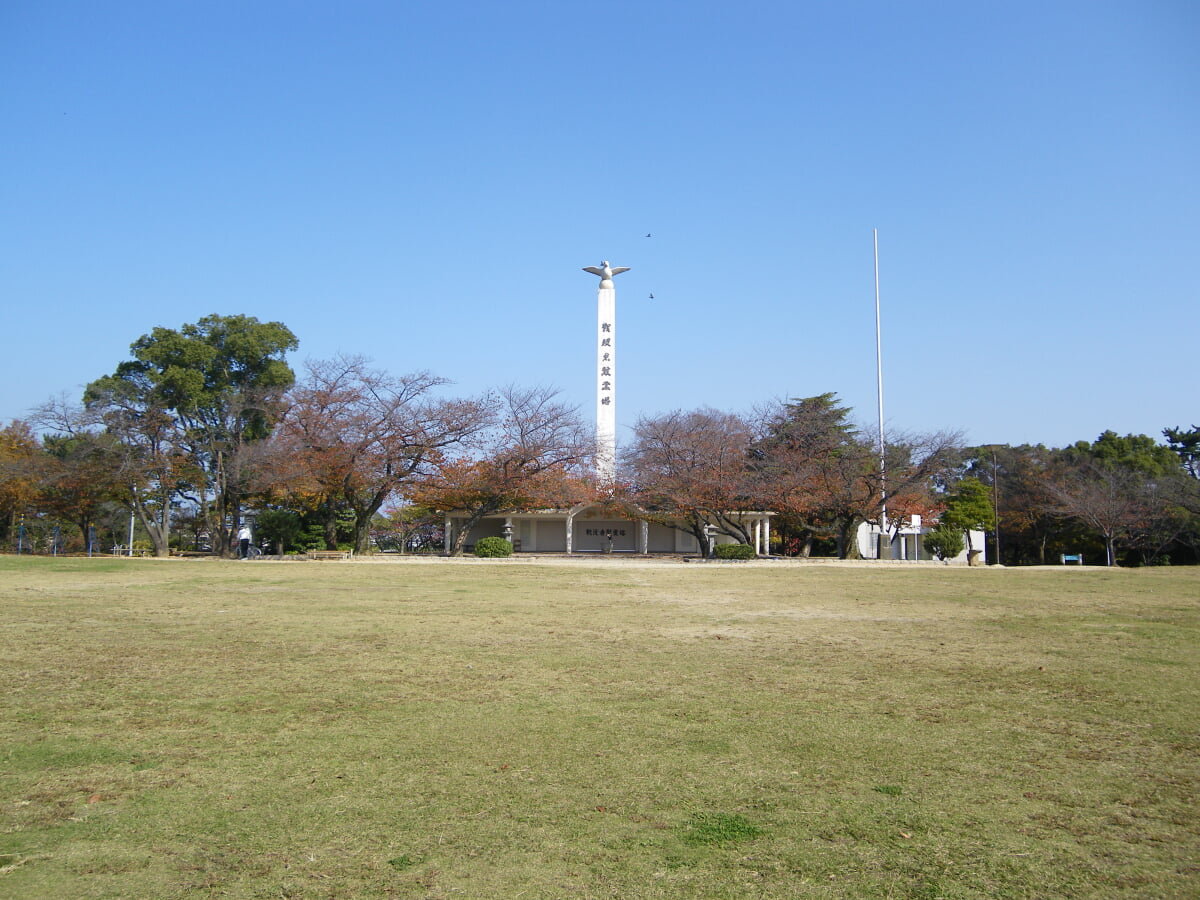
left=581, top=260, right=629, bottom=483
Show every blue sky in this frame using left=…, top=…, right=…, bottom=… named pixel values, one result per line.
left=2, top=1, right=1196, bottom=450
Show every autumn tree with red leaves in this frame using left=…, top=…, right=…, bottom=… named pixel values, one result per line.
left=748, top=394, right=862, bottom=556
left=25, top=397, right=144, bottom=549
left=0, top=420, right=42, bottom=546
left=262, top=356, right=490, bottom=554
left=749, top=394, right=960, bottom=558
left=413, top=385, right=595, bottom=556
left=623, top=407, right=758, bottom=556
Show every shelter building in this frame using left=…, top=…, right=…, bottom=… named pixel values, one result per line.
left=446, top=506, right=774, bottom=556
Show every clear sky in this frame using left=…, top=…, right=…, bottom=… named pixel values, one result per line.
left=2, top=1, right=1196, bottom=450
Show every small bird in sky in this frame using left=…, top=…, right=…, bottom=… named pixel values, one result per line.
left=649, top=293, right=654, bottom=299
left=645, top=233, right=651, bottom=237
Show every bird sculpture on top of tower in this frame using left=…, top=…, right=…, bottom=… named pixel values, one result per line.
left=582, top=260, right=630, bottom=289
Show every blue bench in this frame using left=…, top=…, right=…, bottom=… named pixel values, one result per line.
left=1060, top=553, right=1083, bottom=565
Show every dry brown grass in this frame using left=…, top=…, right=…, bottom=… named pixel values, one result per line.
left=1, top=556, right=1197, bottom=898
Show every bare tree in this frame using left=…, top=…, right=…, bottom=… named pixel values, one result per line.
left=1045, top=460, right=1149, bottom=566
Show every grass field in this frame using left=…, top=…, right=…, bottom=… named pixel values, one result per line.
left=1, top=556, right=1197, bottom=899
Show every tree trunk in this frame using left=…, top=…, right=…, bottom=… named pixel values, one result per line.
left=448, top=506, right=502, bottom=556
left=451, top=522, right=473, bottom=556
left=351, top=488, right=392, bottom=555
left=715, top=513, right=754, bottom=546
left=354, top=521, right=372, bottom=555
left=76, top=516, right=91, bottom=552
left=323, top=509, right=339, bottom=551
left=142, top=510, right=170, bottom=557
left=213, top=449, right=232, bottom=556
left=685, top=519, right=710, bottom=558
left=836, top=518, right=862, bottom=559
left=798, top=530, right=814, bottom=558
left=351, top=504, right=373, bottom=554
left=131, top=488, right=171, bottom=557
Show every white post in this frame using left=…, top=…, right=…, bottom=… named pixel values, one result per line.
left=874, top=229, right=888, bottom=559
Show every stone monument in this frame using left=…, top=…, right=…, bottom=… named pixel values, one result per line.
left=582, top=261, right=629, bottom=483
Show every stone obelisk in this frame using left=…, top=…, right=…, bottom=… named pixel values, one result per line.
left=581, top=260, right=629, bottom=483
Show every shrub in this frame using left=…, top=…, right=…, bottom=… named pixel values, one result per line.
left=474, top=536, right=513, bottom=558
left=924, top=525, right=964, bottom=562
left=714, top=543, right=755, bottom=560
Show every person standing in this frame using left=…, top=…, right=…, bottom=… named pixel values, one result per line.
left=237, top=523, right=252, bottom=559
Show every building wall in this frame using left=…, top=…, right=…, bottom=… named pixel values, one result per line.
left=573, top=520, right=638, bottom=552
left=856, top=523, right=985, bottom=564
left=644, top=522, right=675, bottom=553
left=468, top=519, right=505, bottom=546
left=520, top=518, right=565, bottom=552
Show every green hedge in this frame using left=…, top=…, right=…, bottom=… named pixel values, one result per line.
left=474, top=536, right=514, bottom=558
left=714, top=543, right=755, bottom=560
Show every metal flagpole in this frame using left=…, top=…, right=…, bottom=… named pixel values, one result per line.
left=874, top=229, right=888, bottom=559
left=992, top=448, right=1001, bottom=566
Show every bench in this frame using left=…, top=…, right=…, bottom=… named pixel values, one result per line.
left=307, top=549, right=354, bottom=560
left=1060, top=553, right=1083, bottom=565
